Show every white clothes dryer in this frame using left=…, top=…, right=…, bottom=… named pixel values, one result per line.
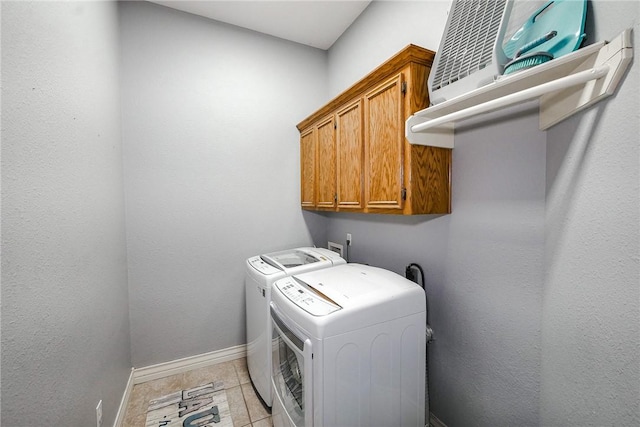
left=245, top=247, right=345, bottom=407
left=270, top=264, right=426, bottom=427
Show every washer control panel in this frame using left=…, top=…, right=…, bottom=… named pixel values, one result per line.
left=275, top=277, right=341, bottom=316
left=248, top=256, right=281, bottom=275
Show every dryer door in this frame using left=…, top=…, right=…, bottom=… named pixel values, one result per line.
left=271, top=305, right=312, bottom=427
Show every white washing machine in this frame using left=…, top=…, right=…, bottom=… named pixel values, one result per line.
left=270, top=263, right=426, bottom=427
left=245, top=247, right=345, bottom=407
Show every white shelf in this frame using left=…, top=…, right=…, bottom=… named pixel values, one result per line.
left=406, top=29, right=634, bottom=148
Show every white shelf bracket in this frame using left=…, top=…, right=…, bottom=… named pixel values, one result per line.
left=539, top=29, right=634, bottom=129
left=406, top=29, right=634, bottom=148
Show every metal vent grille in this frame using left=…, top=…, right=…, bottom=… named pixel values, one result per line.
left=431, top=0, right=507, bottom=91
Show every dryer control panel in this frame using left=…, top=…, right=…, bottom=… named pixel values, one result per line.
left=275, top=277, right=341, bottom=316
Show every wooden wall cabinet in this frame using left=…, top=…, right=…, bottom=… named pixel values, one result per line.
left=298, top=45, right=451, bottom=215
left=315, top=115, right=337, bottom=209
left=299, top=127, right=315, bottom=208
left=336, top=99, right=363, bottom=210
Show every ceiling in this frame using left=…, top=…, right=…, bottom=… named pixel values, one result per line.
left=147, top=1, right=372, bottom=50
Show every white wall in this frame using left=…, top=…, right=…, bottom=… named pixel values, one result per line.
left=119, top=2, right=329, bottom=367
left=324, top=1, right=639, bottom=426
left=1, top=2, right=131, bottom=426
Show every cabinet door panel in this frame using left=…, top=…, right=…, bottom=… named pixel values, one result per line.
left=300, top=128, right=315, bottom=208
left=336, top=100, right=363, bottom=209
left=316, top=116, right=337, bottom=208
left=364, top=74, right=404, bottom=210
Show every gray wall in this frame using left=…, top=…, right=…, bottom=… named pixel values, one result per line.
left=541, top=2, right=640, bottom=425
left=328, top=0, right=449, bottom=97
left=1, top=2, right=131, bottom=426
left=119, top=2, right=329, bottom=367
left=2, top=1, right=637, bottom=426
left=323, top=1, right=639, bottom=426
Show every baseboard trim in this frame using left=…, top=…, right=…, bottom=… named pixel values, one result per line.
left=132, top=344, right=247, bottom=385
left=430, top=412, right=447, bottom=427
left=113, top=368, right=135, bottom=427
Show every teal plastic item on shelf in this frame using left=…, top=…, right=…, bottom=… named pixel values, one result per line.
left=502, top=0, right=587, bottom=75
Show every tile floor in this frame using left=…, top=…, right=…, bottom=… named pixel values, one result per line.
left=123, top=357, right=272, bottom=427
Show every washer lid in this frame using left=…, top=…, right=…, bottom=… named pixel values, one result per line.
left=260, top=249, right=321, bottom=271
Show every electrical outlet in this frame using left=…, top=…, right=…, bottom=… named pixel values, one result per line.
left=96, top=400, right=103, bottom=427
left=347, top=233, right=352, bottom=245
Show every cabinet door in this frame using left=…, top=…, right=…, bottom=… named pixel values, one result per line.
left=316, top=116, right=337, bottom=209
left=336, top=100, right=363, bottom=209
left=300, top=128, right=316, bottom=208
left=364, top=74, right=404, bottom=211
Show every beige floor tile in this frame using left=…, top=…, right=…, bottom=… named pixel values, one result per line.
left=183, top=360, right=239, bottom=390
left=126, top=385, right=146, bottom=408
left=122, top=388, right=146, bottom=422
left=226, top=385, right=251, bottom=427
left=233, top=357, right=251, bottom=385
left=123, top=374, right=184, bottom=425
left=123, top=375, right=179, bottom=421
left=138, top=373, right=185, bottom=400
left=252, top=416, right=273, bottom=427
left=122, top=412, right=146, bottom=427
left=241, top=382, right=271, bottom=422
left=122, top=402, right=143, bottom=426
